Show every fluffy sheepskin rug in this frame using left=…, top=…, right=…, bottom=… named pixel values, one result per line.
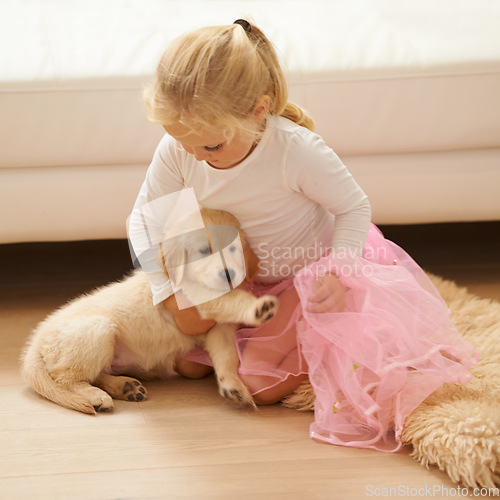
left=282, top=274, right=500, bottom=489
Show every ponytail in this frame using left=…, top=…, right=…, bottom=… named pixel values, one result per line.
left=246, top=23, right=315, bottom=131
left=281, top=102, right=315, bottom=131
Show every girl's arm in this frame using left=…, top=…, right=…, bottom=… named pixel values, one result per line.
left=128, top=135, right=189, bottom=307
left=288, top=131, right=372, bottom=313
left=163, top=294, right=216, bottom=335
left=287, top=131, right=372, bottom=256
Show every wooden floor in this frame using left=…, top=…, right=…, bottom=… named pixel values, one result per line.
left=1, top=222, right=499, bottom=499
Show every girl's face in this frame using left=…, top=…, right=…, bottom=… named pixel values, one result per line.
left=165, top=125, right=257, bottom=169
left=164, top=96, right=270, bottom=169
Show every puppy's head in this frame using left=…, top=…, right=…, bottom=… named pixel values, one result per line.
left=159, top=208, right=259, bottom=292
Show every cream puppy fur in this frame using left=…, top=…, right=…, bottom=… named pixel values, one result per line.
left=21, top=209, right=278, bottom=414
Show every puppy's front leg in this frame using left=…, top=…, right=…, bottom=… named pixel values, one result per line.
left=204, top=323, right=255, bottom=408
left=198, top=289, right=278, bottom=326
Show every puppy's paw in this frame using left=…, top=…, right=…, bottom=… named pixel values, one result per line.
left=252, top=295, right=279, bottom=326
left=96, top=375, right=147, bottom=402
left=218, top=376, right=256, bottom=409
left=121, top=378, right=148, bottom=403
left=73, top=385, right=114, bottom=413
left=92, top=394, right=114, bottom=413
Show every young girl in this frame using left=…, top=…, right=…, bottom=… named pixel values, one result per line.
left=129, top=19, right=478, bottom=452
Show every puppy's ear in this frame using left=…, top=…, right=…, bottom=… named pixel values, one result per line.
left=159, top=241, right=186, bottom=288
left=240, top=232, right=259, bottom=282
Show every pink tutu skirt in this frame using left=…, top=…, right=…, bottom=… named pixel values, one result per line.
left=183, top=224, right=479, bottom=452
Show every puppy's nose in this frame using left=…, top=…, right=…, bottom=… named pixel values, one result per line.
left=220, top=269, right=236, bottom=283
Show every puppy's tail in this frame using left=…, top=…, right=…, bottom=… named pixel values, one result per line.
left=20, top=340, right=97, bottom=415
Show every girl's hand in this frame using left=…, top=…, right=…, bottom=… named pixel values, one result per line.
left=164, top=293, right=216, bottom=335
left=306, top=274, right=346, bottom=313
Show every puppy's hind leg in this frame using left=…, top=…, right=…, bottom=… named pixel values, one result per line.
left=205, top=324, right=256, bottom=408
left=43, top=317, right=118, bottom=413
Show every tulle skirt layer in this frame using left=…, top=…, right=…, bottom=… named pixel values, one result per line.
left=183, top=224, right=479, bottom=452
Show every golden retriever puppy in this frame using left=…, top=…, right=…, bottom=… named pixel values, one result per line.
left=21, top=209, right=278, bottom=414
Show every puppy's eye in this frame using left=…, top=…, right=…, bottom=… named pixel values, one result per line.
left=199, top=246, right=210, bottom=255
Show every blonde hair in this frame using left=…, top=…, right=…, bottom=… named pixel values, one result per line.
left=144, top=21, right=314, bottom=140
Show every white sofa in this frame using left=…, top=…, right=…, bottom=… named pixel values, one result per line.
left=2, top=0, right=499, bottom=244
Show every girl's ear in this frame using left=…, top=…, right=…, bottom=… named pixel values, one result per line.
left=159, top=241, right=186, bottom=288
left=252, top=95, right=270, bottom=122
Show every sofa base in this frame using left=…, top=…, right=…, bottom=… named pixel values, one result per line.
left=2, top=148, right=498, bottom=244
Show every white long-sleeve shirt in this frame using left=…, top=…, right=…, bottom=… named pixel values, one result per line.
left=130, top=116, right=371, bottom=305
